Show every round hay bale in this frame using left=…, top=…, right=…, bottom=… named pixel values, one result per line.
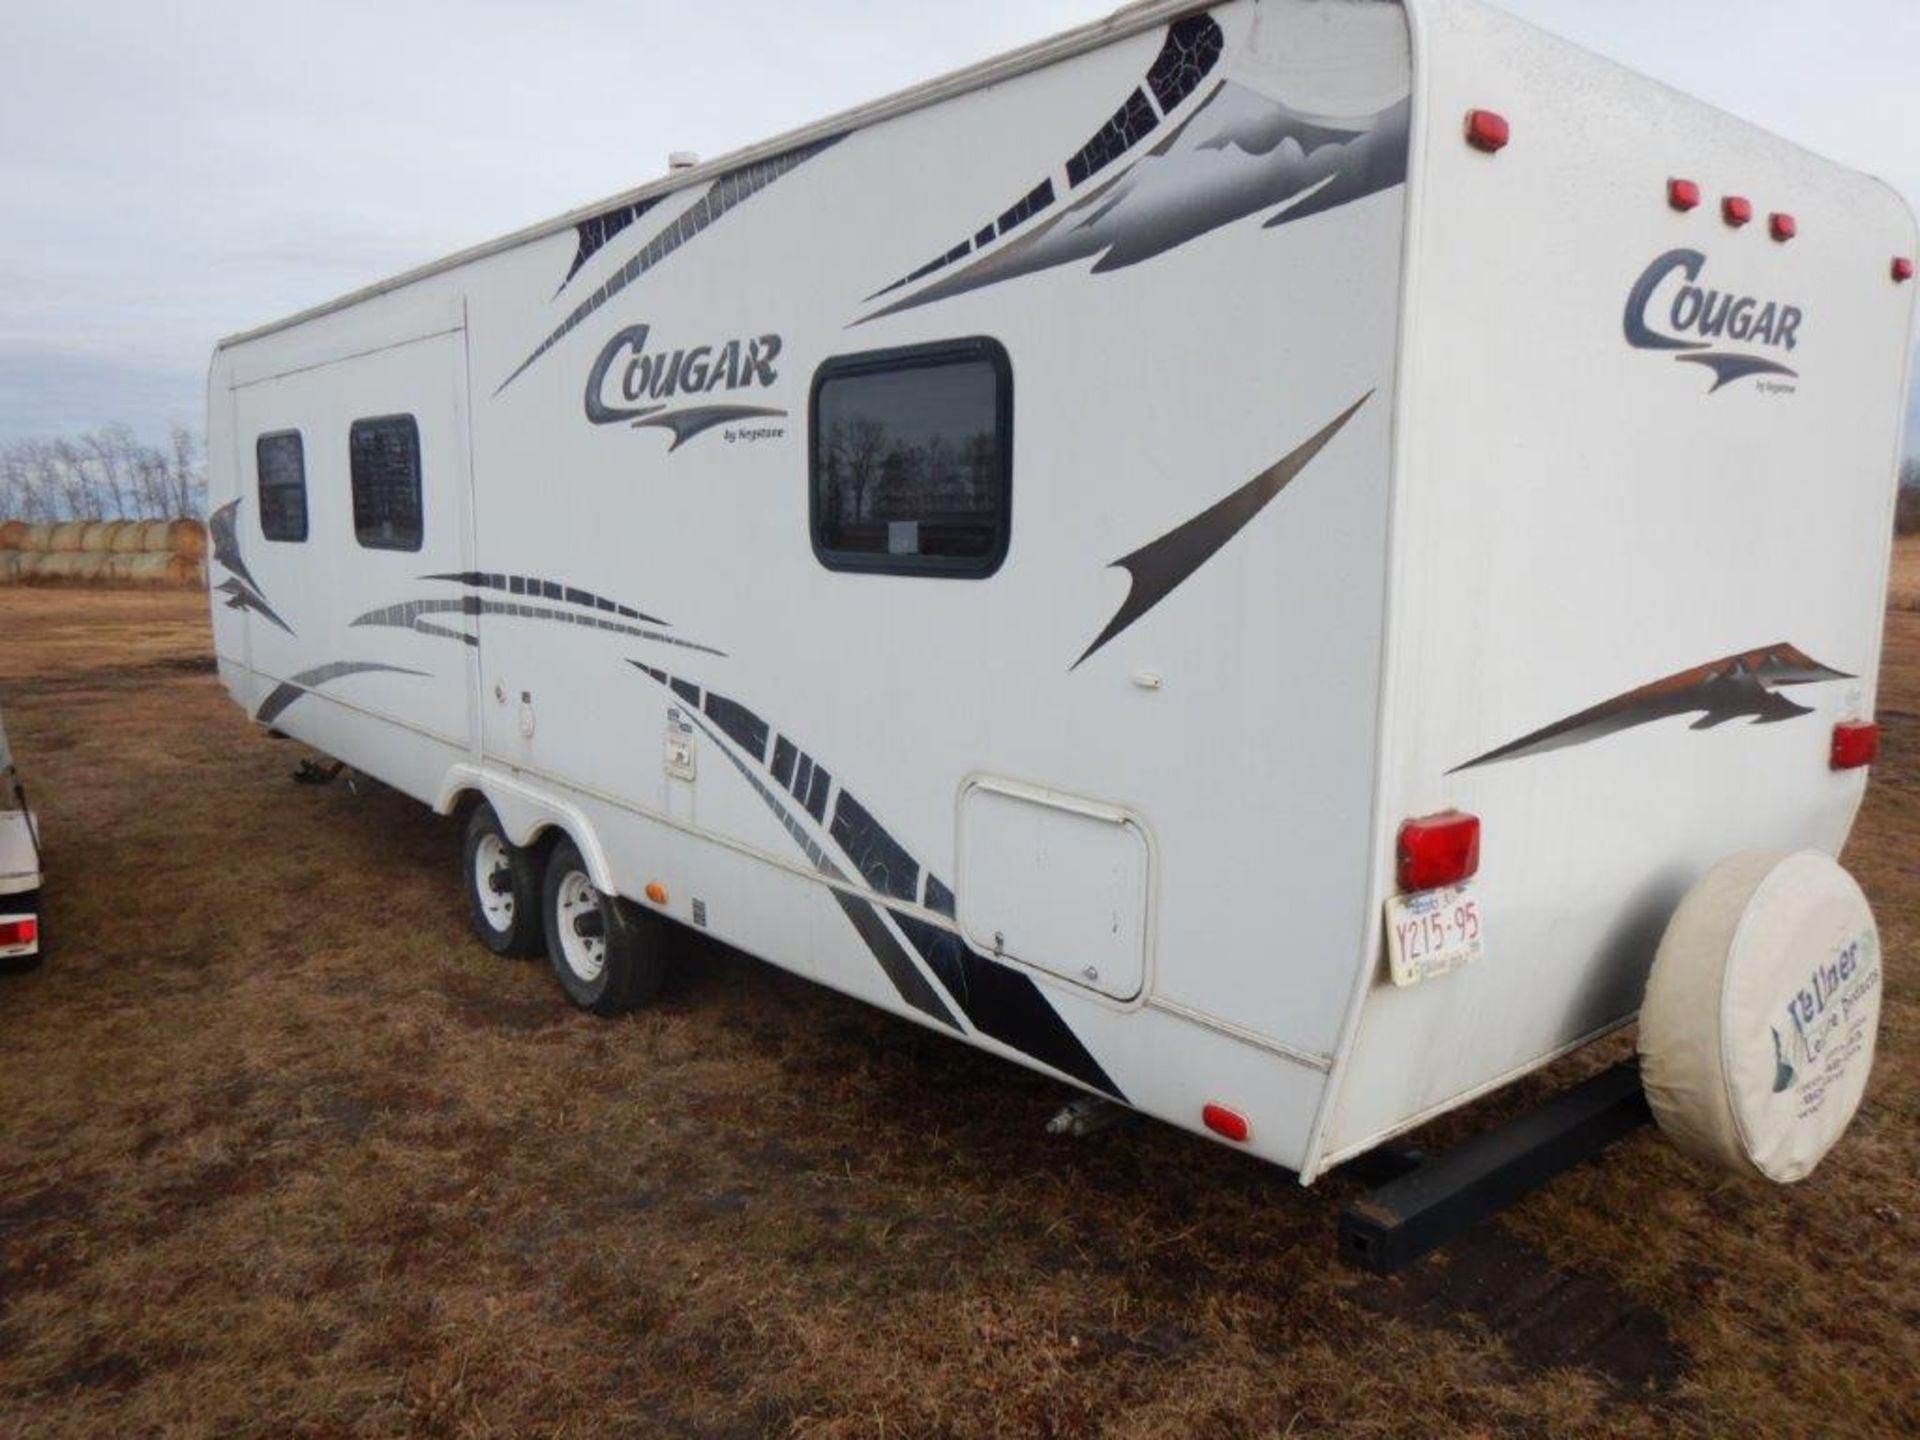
left=0, top=520, right=25, bottom=550
left=37, top=551, right=112, bottom=581
left=106, top=520, right=149, bottom=553
left=79, top=521, right=118, bottom=553
left=0, top=551, right=25, bottom=582
left=116, top=552, right=200, bottom=586
left=18, top=523, right=57, bottom=553
left=48, top=521, right=90, bottom=552
left=167, top=519, right=208, bottom=559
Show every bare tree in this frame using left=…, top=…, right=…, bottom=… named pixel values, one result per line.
left=825, top=416, right=890, bottom=523
left=0, top=425, right=206, bottom=521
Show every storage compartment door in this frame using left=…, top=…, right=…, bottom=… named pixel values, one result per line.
left=956, top=778, right=1152, bottom=1002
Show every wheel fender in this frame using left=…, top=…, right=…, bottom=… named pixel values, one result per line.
left=436, top=764, right=618, bottom=894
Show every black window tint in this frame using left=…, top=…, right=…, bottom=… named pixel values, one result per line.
left=255, top=431, right=307, bottom=542
left=811, top=338, right=1011, bottom=577
left=349, top=415, right=422, bottom=552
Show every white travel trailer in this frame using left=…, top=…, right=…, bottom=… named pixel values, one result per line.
left=206, top=0, right=1914, bottom=1239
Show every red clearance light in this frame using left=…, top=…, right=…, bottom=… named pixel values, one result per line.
left=0, top=917, right=37, bottom=949
left=1831, top=721, right=1880, bottom=771
left=1769, top=212, right=1797, bottom=242
left=1896, top=257, right=1915, bottom=283
left=1668, top=178, right=1701, bottom=212
left=1398, top=812, right=1481, bottom=893
left=1465, top=109, right=1510, bottom=154
left=1202, top=1104, right=1250, bottom=1143
left=1722, top=196, right=1753, bottom=227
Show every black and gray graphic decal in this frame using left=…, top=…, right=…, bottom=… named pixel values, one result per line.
left=1074, top=392, right=1370, bottom=668
left=629, top=662, right=1122, bottom=1099
left=425, top=571, right=664, bottom=623
left=1451, top=643, right=1851, bottom=773
left=254, top=661, right=426, bottom=724
left=864, top=23, right=1406, bottom=321
left=209, top=499, right=293, bottom=635
left=557, top=196, right=666, bottom=295
left=351, top=575, right=725, bottom=657
left=1624, top=249, right=1802, bottom=393
left=498, top=136, right=842, bottom=395
left=866, top=14, right=1224, bottom=303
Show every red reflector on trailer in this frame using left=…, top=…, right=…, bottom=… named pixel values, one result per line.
left=1831, top=721, right=1880, bottom=771
left=0, top=917, right=36, bottom=949
left=1668, top=178, right=1701, bottom=212
left=1398, top=812, right=1481, bottom=893
left=1464, top=109, right=1509, bottom=153
left=1203, top=1104, right=1250, bottom=1143
left=1769, top=212, right=1797, bottom=242
left=1722, top=196, right=1753, bottom=227
left=1896, top=257, right=1915, bottom=283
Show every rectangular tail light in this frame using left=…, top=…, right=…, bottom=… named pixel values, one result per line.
left=1397, top=812, right=1481, bottom=892
left=0, top=916, right=37, bottom=950
left=1831, top=721, right=1879, bottom=771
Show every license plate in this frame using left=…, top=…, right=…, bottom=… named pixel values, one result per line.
left=1384, top=884, right=1483, bottom=987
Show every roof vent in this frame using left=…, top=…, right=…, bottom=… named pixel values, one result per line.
left=668, top=151, right=699, bottom=173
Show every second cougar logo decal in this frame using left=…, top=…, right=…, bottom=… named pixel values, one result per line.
left=1624, top=248, right=1803, bottom=393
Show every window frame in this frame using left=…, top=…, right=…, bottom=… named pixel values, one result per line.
left=254, top=429, right=309, bottom=543
left=348, top=413, right=424, bottom=553
left=808, top=336, right=1013, bottom=579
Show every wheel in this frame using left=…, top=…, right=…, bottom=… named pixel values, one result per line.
left=462, top=804, right=545, bottom=957
left=542, top=837, right=664, bottom=1015
left=1640, top=850, right=1881, bottom=1183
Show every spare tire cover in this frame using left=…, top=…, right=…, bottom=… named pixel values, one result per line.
left=1639, top=850, right=1882, bottom=1183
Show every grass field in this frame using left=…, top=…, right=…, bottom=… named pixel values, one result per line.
left=1, top=551, right=1917, bottom=1439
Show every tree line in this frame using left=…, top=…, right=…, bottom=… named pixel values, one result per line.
left=0, top=425, right=205, bottom=522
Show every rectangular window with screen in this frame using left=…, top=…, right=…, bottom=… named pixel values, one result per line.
left=255, top=430, right=308, bottom=542
left=349, top=414, right=423, bottom=552
left=810, top=338, right=1011, bottom=577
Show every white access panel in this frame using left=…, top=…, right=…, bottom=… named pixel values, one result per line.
left=956, top=778, right=1152, bottom=1002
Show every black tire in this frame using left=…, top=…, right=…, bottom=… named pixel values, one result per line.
left=462, top=804, right=545, bottom=957
left=542, top=837, right=664, bottom=1016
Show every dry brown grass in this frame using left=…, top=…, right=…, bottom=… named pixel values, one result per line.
left=0, top=585, right=1917, bottom=1438
left=1889, top=534, right=1920, bottom=612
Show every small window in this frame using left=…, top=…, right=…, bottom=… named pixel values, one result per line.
left=349, top=415, right=423, bottom=552
left=810, top=337, right=1011, bottom=577
left=256, top=431, right=308, bottom=542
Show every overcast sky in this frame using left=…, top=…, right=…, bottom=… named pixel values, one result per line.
left=1, top=0, right=1915, bottom=448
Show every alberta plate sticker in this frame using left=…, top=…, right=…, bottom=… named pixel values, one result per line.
left=1385, top=884, right=1484, bottom=987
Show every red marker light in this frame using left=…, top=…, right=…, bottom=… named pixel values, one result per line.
left=1465, top=109, right=1510, bottom=154
left=1723, top=196, right=1753, bottom=227
left=1398, top=812, right=1482, bottom=893
left=1668, top=178, right=1701, bottom=212
left=1202, top=1104, right=1250, bottom=1143
left=1769, top=212, right=1797, bottom=242
left=1831, top=721, right=1880, bottom=771
left=0, top=917, right=37, bottom=950
left=1895, top=257, right=1915, bottom=283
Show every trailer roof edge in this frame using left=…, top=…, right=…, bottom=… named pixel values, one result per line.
left=216, top=0, right=1202, bottom=351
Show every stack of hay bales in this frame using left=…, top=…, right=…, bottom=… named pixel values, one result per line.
left=0, top=518, right=206, bottom=587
